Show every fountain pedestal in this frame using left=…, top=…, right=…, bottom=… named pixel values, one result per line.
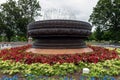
left=26, top=48, right=93, bottom=55
left=26, top=20, right=93, bottom=54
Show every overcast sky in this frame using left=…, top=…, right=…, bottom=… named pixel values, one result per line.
left=39, top=0, right=99, bottom=21
left=0, top=0, right=99, bottom=22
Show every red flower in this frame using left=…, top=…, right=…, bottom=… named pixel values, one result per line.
left=0, top=45, right=119, bottom=65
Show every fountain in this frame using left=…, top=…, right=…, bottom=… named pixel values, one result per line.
left=26, top=20, right=93, bottom=54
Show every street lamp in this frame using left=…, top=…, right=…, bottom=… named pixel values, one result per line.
left=28, top=36, right=32, bottom=43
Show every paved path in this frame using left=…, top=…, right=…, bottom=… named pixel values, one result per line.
left=0, top=42, right=30, bottom=49
left=93, top=44, right=120, bottom=48
left=0, top=42, right=120, bottom=49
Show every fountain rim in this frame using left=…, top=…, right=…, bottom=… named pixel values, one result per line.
left=27, top=19, right=92, bottom=30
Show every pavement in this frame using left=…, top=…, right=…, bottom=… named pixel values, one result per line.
left=0, top=42, right=120, bottom=49
left=93, top=44, right=120, bottom=48
left=0, top=42, right=29, bottom=49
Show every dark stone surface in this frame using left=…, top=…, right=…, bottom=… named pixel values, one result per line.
left=27, top=20, right=92, bottom=49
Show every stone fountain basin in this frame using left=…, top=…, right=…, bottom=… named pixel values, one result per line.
left=27, top=20, right=93, bottom=54
left=27, top=20, right=91, bottom=38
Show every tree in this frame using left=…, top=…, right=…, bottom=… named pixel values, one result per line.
left=0, top=0, right=18, bottom=41
left=17, top=0, right=41, bottom=37
left=89, top=0, right=120, bottom=42
left=94, top=26, right=103, bottom=41
left=102, top=31, right=112, bottom=41
left=0, top=0, right=41, bottom=41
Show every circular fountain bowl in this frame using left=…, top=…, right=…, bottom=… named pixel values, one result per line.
left=28, top=20, right=91, bottom=38
left=27, top=20, right=93, bottom=54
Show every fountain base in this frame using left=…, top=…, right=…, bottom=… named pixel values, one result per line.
left=26, top=47, right=93, bottom=55
left=27, top=20, right=93, bottom=55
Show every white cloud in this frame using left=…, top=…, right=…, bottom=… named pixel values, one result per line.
left=39, top=0, right=99, bottom=21
left=0, top=0, right=6, bottom=4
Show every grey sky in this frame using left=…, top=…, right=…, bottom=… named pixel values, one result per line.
left=0, top=0, right=99, bottom=21
left=40, top=0, right=99, bottom=21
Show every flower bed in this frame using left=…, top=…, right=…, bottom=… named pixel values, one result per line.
left=0, top=45, right=119, bottom=64
left=0, top=59, right=120, bottom=79
left=0, top=45, right=120, bottom=79
left=106, top=47, right=120, bottom=55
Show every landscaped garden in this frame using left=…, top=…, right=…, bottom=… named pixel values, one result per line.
left=0, top=0, right=120, bottom=79
left=0, top=44, right=120, bottom=80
